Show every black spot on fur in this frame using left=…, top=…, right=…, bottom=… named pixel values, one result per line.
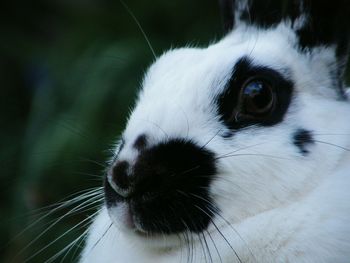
left=105, top=139, right=217, bottom=234
left=133, top=134, right=148, bottom=151
left=217, top=56, right=293, bottom=131
left=293, top=129, right=314, bottom=155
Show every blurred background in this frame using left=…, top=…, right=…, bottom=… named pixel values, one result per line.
left=0, top=1, right=221, bottom=262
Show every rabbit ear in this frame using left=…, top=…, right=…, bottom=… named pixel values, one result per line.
left=296, top=1, right=350, bottom=56
left=218, top=0, right=300, bottom=32
left=218, top=0, right=350, bottom=98
left=218, top=0, right=235, bottom=32
left=296, top=0, right=350, bottom=97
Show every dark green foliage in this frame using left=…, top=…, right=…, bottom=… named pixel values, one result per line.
left=0, top=1, right=220, bottom=262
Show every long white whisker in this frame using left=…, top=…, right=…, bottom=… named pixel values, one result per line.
left=25, top=209, right=100, bottom=263
left=10, top=188, right=103, bottom=245
left=216, top=153, right=292, bottom=161
left=216, top=142, right=266, bottom=158
left=17, top=194, right=103, bottom=259
left=120, top=0, right=156, bottom=59
left=47, top=229, right=89, bottom=263
left=59, top=231, right=89, bottom=263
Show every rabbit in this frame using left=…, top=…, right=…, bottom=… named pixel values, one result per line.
left=80, top=0, right=350, bottom=262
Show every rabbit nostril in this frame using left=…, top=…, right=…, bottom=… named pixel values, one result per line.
left=110, top=161, right=131, bottom=191
left=133, top=134, right=148, bottom=151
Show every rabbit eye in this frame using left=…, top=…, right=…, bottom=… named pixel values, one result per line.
left=240, top=78, right=275, bottom=116
left=217, top=56, right=293, bottom=131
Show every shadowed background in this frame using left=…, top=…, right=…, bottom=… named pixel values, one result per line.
left=0, top=1, right=221, bottom=262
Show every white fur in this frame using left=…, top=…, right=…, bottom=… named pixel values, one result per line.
left=80, top=21, right=350, bottom=262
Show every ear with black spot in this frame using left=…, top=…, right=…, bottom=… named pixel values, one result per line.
left=218, top=0, right=350, bottom=98
left=218, top=0, right=299, bottom=33
left=295, top=0, right=350, bottom=98
left=218, top=0, right=235, bottom=32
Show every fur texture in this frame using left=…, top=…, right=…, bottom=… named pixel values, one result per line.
left=80, top=1, right=350, bottom=262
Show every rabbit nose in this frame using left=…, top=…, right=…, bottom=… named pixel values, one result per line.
left=108, top=161, right=133, bottom=198
left=104, top=138, right=217, bottom=234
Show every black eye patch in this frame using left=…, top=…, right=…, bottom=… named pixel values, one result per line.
left=216, top=56, right=293, bottom=131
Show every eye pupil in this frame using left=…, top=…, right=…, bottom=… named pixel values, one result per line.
left=242, top=80, right=274, bottom=115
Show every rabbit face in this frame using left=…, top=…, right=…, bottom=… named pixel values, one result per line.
left=104, top=21, right=350, bottom=247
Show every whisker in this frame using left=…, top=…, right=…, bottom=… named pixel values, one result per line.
left=189, top=192, right=256, bottom=262
left=9, top=188, right=103, bottom=244
left=87, top=222, right=113, bottom=255
left=314, top=140, right=350, bottom=152
left=16, top=195, right=103, bottom=259
left=216, top=153, right=292, bottom=161
left=172, top=101, right=191, bottom=140
left=206, top=229, right=223, bottom=263
left=24, top=210, right=100, bottom=263
left=134, top=118, right=169, bottom=139
left=314, top=133, right=350, bottom=136
left=119, top=0, right=156, bottom=59
left=216, top=142, right=266, bottom=158
left=201, top=231, right=213, bottom=263
left=49, top=229, right=89, bottom=263
left=211, top=209, right=256, bottom=262
left=72, top=171, right=103, bottom=180
left=197, top=232, right=208, bottom=263
left=200, top=129, right=223, bottom=150
left=77, top=157, right=108, bottom=169
left=194, top=205, right=242, bottom=263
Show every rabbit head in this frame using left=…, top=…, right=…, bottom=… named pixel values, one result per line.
left=102, top=0, right=350, bottom=250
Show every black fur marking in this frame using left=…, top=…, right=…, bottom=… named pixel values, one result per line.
left=105, top=139, right=217, bottom=234
left=240, top=0, right=299, bottom=28
left=219, top=0, right=300, bottom=31
left=295, top=0, right=350, bottom=99
left=296, top=1, right=350, bottom=58
left=133, top=134, right=148, bottom=151
left=222, top=130, right=234, bottom=138
left=293, top=129, right=314, bottom=155
left=217, top=56, right=293, bottom=131
left=219, top=0, right=235, bottom=32
left=218, top=0, right=350, bottom=98
left=110, top=161, right=130, bottom=190
left=104, top=178, right=124, bottom=207
left=219, top=0, right=350, bottom=50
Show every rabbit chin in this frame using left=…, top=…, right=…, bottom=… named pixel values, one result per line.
left=106, top=204, right=184, bottom=249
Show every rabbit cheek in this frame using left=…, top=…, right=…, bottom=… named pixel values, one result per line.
left=104, top=139, right=217, bottom=235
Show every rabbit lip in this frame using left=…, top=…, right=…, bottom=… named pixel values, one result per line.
left=123, top=204, right=136, bottom=229
left=123, top=205, right=148, bottom=235
left=106, top=199, right=150, bottom=235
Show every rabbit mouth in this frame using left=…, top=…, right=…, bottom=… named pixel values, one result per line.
left=106, top=200, right=149, bottom=236
left=104, top=138, right=218, bottom=236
